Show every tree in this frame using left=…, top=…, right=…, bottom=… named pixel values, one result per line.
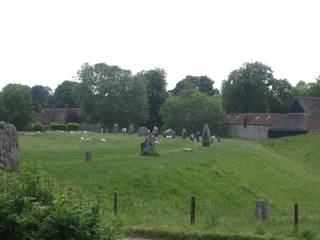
left=267, top=78, right=294, bottom=113
left=171, top=75, right=219, bottom=96
left=292, top=81, right=308, bottom=97
left=306, top=77, right=320, bottom=97
left=222, top=62, right=273, bottom=113
left=54, top=81, right=79, bottom=108
left=138, top=68, right=167, bottom=129
left=31, top=85, right=51, bottom=112
left=160, top=90, right=225, bottom=135
left=77, top=63, right=149, bottom=127
left=0, top=84, right=34, bottom=130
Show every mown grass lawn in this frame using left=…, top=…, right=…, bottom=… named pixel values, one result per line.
left=19, top=131, right=320, bottom=239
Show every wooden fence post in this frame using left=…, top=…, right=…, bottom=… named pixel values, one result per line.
left=114, top=192, right=118, bottom=215
left=84, top=151, right=92, bottom=161
left=294, top=203, right=299, bottom=229
left=191, top=196, right=196, bottom=224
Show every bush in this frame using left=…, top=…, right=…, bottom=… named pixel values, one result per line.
left=66, top=123, right=80, bottom=131
left=32, top=123, right=44, bottom=131
left=50, top=123, right=66, bottom=131
left=0, top=164, right=121, bottom=240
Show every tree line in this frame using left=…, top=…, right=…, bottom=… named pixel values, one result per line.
left=0, top=61, right=320, bottom=132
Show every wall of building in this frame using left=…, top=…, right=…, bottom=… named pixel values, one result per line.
left=226, top=124, right=270, bottom=139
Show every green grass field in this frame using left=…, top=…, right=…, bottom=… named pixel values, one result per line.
left=19, top=131, right=320, bottom=239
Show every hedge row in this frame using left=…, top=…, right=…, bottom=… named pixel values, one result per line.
left=31, top=123, right=80, bottom=131
left=126, top=228, right=270, bottom=240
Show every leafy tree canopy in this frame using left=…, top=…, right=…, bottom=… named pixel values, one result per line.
left=160, top=90, right=225, bottom=135
left=171, top=75, right=219, bottom=96
left=0, top=84, right=34, bottom=130
left=137, top=68, right=167, bottom=129
left=54, top=81, right=79, bottom=108
left=77, top=63, right=149, bottom=127
left=31, top=85, right=52, bottom=112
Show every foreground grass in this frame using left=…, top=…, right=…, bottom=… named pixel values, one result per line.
left=19, top=131, right=320, bottom=239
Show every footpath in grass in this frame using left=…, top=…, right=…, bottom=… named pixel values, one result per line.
left=19, top=131, right=320, bottom=240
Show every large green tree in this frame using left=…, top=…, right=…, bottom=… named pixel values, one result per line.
left=171, top=75, right=219, bottom=96
left=306, top=77, right=320, bottom=97
left=292, top=81, right=308, bottom=97
left=160, top=90, right=224, bottom=135
left=0, top=84, right=34, bottom=130
left=138, top=68, right=167, bottom=129
left=267, top=78, right=294, bottom=113
left=222, top=62, right=272, bottom=113
left=31, top=85, right=52, bottom=112
left=77, top=63, right=149, bottom=127
left=54, top=81, right=79, bottom=108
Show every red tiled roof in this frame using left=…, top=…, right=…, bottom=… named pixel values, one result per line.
left=225, top=113, right=284, bottom=126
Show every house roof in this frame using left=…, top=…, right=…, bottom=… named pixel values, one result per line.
left=268, top=113, right=308, bottom=132
left=269, top=97, right=320, bottom=132
left=289, top=97, right=320, bottom=114
left=225, top=113, right=284, bottom=126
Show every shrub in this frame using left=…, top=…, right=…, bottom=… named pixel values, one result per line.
left=50, top=123, right=66, bottom=131
left=32, top=123, right=44, bottom=131
left=66, top=123, right=80, bottom=131
left=0, top=164, right=121, bottom=240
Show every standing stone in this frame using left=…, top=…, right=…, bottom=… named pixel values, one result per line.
left=138, top=126, right=148, bottom=136
left=128, top=123, right=135, bottom=134
left=112, top=123, right=119, bottom=134
left=202, top=124, right=211, bottom=147
left=0, top=122, right=19, bottom=171
left=256, top=199, right=268, bottom=220
left=163, top=129, right=173, bottom=137
left=140, top=133, right=156, bottom=155
left=181, top=128, right=187, bottom=139
left=152, top=126, right=159, bottom=136
left=84, top=151, right=92, bottom=161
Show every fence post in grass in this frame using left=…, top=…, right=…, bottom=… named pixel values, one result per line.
left=84, top=151, right=92, bottom=161
left=114, top=192, right=118, bottom=216
left=294, top=203, right=299, bottom=229
left=191, top=196, right=196, bottom=224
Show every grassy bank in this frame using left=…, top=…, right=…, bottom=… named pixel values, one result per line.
left=19, top=131, right=320, bottom=239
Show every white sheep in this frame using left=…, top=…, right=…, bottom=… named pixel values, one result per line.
left=100, top=138, right=106, bottom=143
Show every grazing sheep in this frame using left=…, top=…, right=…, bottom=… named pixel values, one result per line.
left=155, top=140, right=160, bottom=144
left=80, top=137, right=85, bottom=141
left=100, top=138, right=106, bottom=143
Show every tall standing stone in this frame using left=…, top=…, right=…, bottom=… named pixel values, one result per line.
left=112, top=123, right=119, bottom=134
left=140, top=133, right=156, bottom=155
left=128, top=123, right=135, bottom=134
left=152, top=126, right=159, bottom=136
left=181, top=128, right=187, bottom=139
left=0, top=122, right=19, bottom=171
left=138, top=126, right=148, bottom=136
left=202, top=124, right=211, bottom=147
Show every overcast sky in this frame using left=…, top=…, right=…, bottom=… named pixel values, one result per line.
left=1, top=0, right=320, bottom=91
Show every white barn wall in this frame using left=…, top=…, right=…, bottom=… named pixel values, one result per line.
left=226, top=125, right=270, bottom=139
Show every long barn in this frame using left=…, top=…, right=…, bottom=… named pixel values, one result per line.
left=225, top=97, right=320, bottom=139
left=268, top=97, right=320, bottom=138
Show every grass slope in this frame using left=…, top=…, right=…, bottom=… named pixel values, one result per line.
left=19, top=131, right=320, bottom=239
